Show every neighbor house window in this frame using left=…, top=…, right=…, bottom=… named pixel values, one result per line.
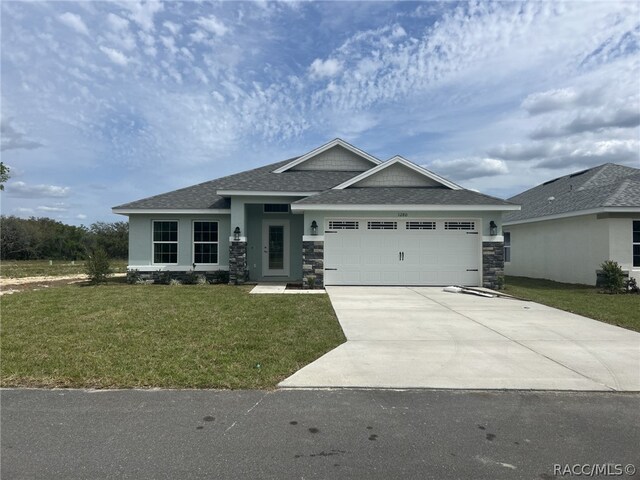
left=633, top=221, right=640, bottom=268
left=153, top=221, right=178, bottom=264
left=504, top=232, right=511, bottom=263
left=193, top=221, right=218, bottom=264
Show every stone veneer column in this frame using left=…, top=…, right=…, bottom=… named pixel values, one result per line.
left=228, top=240, right=248, bottom=285
left=302, top=240, right=324, bottom=289
left=482, top=241, right=504, bottom=290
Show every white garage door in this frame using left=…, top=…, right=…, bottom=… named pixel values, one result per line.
left=324, top=219, right=481, bottom=286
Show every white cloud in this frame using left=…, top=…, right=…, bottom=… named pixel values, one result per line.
left=99, top=46, right=130, bottom=66
left=37, top=203, right=68, bottom=213
left=118, top=0, right=163, bottom=32
left=537, top=139, right=640, bottom=169
left=58, top=12, right=89, bottom=36
left=163, top=21, right=181, bottom=36
left=15, top=207, right=34, bottom=214
left=76, top=213, right=88, bottom=220
left=8, top=181, right=70, bottom=198
left=1, top=118, right=43, bottom=151
left=530, top=107, right=640, bottom=139
left=106, top=13, right=129, bottom=31
left=194, top=15, right=229, bottom=36
left=428, top=158, right=508, bottom=181
left=309, top=58, right=342, bottom=79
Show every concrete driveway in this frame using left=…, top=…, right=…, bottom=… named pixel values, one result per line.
left=279, top=287, right=640, bottom=391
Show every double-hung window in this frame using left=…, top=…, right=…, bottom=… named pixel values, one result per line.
left=633, top=221, right=640, bottom=268
left=153, top=221, right=178, bottom=264
left=193, top=221, right=218, bottom=264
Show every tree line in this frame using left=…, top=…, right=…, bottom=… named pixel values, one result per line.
left=0, top=216, right=128, bottom=260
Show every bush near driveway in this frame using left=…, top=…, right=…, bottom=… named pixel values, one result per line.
left=1, top=280, right=345, bottom=389
left=505, top=276, right=640, bottom=332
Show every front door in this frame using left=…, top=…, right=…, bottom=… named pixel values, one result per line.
left=262, top=220, right=290, bottom=277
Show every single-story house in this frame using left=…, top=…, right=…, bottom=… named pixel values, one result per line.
left=113, top=139, right=519, bottom=288
left=503, top=163, right=640, bottom=285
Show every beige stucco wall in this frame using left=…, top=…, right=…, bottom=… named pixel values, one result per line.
left=504, top=214, right=639, bottom=285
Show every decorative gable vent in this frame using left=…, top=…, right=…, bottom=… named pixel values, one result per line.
left=444, top=221, right=476, bottom=231
left=329, top=220, right=359, bottom=230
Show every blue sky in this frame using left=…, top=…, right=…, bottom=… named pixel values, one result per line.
left=1, top=1, right=639, bottom=225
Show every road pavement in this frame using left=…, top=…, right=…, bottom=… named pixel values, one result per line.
left=2, top=388, right=639, bottom=479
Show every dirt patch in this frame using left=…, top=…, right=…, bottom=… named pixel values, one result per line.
left=1, top=274, right=125, bottom=295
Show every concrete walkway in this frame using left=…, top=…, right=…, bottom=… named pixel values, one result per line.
left=279, top=287, right=640, bottom=391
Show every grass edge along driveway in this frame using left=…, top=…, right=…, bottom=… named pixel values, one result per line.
left=505, top=276, right=640, bottom=333
left=1, top=281, right=345, bottom=389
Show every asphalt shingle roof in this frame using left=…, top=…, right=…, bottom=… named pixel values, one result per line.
left=114, top=154, right=520, bottom=211
left=504, top=163, right=640, bottom=223
left=292, top=187, right=515, bottom=206
left=114, top=158, right=363, bottom=209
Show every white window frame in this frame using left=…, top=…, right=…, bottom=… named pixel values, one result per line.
left=152, top=220, right=179, bottom=265
left=192, top=220, right=219, bottom=266
left=504, top=231, right=511, bottom=263
left=633, top=220, right=640, bottom=268
left=263, top=204, right=290, bottom=214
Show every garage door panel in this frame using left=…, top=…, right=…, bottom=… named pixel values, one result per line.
left=324, top=219, right=481, bottom=286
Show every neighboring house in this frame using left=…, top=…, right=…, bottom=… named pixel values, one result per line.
left=503, top=163, right=640, bottom=285
left=113, top=139, right=519, bottom=288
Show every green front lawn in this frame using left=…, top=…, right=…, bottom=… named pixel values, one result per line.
left=505, top=276, right=640, bottom=332
left=0, top=281, right=344, bottom=389
left=1, top=259, right=128, bottom=278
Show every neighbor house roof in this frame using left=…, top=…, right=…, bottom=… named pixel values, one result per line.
left=504, top=163, right=640, bottom=224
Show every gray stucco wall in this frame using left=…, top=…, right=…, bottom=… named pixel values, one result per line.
left=245, top=204, right=304, bottom=282
left=128, top=214, right=230, bottom=270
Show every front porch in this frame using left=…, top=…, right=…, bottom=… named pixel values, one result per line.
left=228, top=201, right=306, bottom=284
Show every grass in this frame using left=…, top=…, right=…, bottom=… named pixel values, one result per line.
left=0, top=279, right=345, bottom=389
left=505, top=276, right=640, bottom=332
left=0, top=259, right=128, bottom=278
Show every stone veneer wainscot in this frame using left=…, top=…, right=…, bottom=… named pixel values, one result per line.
left=302, top=240, right=324, bottom=289
left=229, top=240, right=248, bottom=285
left=482, top=241, right=504, bottom=290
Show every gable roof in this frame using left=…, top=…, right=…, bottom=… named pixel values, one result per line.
left=113, top=158, right=362, bottom=211
left=113, top=140, right=517, bottom=213
left=334, top=155, right=462, bottom=190
left=504, top=163, right=640, bottom=224
left=272, top=138, right=380, bottom=173
left=291, top=187, right=517, bottom=211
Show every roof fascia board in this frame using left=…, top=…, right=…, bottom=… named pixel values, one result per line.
left=272, top=138, right=381, bottom=173
left=503, top=206, right=640, bottom=226
left=215, top=190, right=319, bottom=197
left=112, top=208, right=231, bottom=215
left=291, top=204, right=520, bottom=212
left=333, top=155, right=462, bottom=190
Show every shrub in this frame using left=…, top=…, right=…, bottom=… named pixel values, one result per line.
left=84, top=248, right=111, bottom=284
left=600, top=260, right=624, bottom=294
left=156, top=271, right=172, bottom=285
left=625, top=277, right=639, bottom=294
left=307, top=275, right=316, bottom=290
left=126, top=269, right=142, bottom=284
left=210, top=270, right=229, bottom=284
